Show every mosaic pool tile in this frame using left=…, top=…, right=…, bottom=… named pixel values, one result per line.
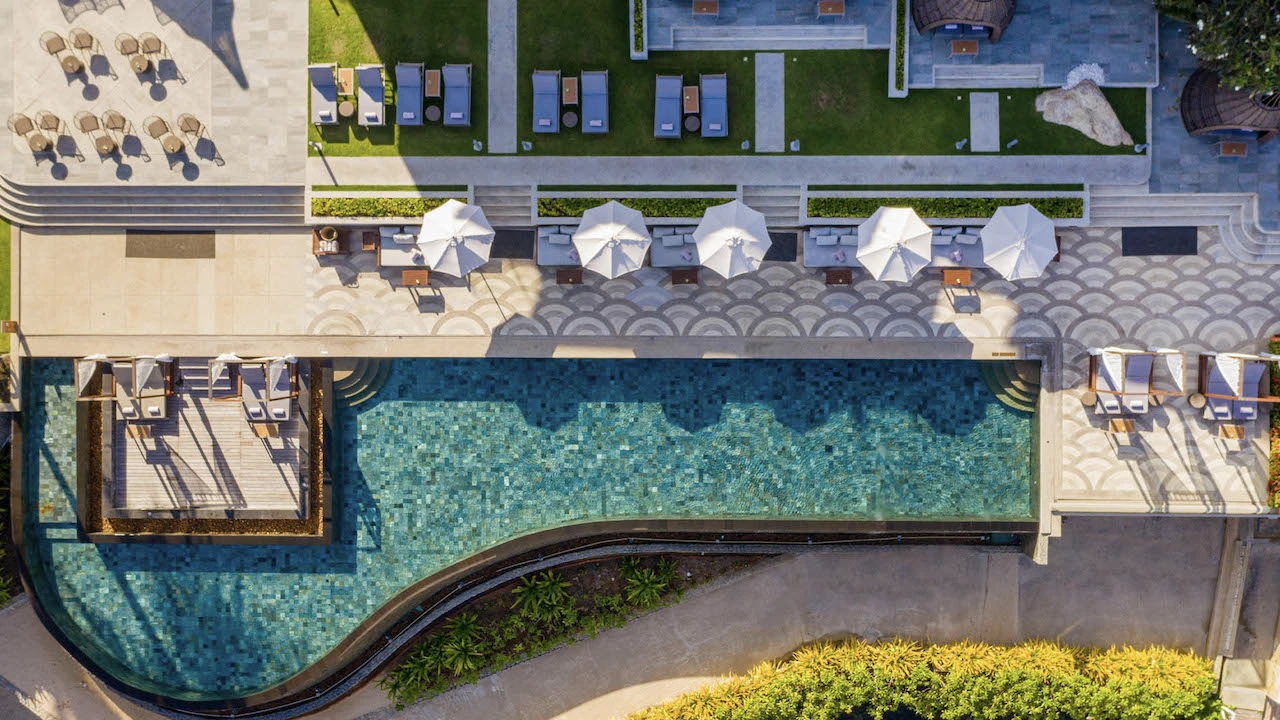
left=22, top=358, right=1033, bottom=699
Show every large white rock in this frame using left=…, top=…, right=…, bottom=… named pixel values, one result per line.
left=1035, top=80, right=1134, bottom=147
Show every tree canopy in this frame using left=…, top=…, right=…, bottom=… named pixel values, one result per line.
left=1157, top=0, right=1280, bottom=97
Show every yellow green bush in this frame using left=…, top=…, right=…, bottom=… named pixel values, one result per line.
left=628, top=639, right=1220, bottom=720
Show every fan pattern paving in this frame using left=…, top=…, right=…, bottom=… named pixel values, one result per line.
left=304, top=226, right=1280, bottom=514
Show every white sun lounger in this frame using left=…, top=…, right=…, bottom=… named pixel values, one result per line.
left=112, top=362, right=140, bottom=420
left=135, top=357, right=168, bottom=419
left=1235, top=360, right=1267, bottom=420
left=266, top=359, right=294, bottom=422
left=356, top=64, right=386, bottom=127
left=308, top=63, right=338, bottom=125
left=1093, top=351, right=1123, bottom=414
left=1123, top=353, right=1153, bottom=414
left=241, top=363, right=269, bottom=422
left=1204, top=356, right=1236, bottom=420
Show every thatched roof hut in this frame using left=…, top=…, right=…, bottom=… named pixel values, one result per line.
left=1180, top=68, right=1280, bottom=144
left=912, top=0, right=1016, bottom=42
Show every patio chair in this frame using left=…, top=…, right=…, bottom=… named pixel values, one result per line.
left=581, top=70, right=608, bottom=134
left=35, top=111, right=60, bottom=133
left=532, top=70, right=561, bottom=133
left=442, top=63, right=472, bottom=127
left=654, top=74, right=682, bottom=139
left=7, top=114, right=34, bottom=137
left=1234, top=359, right=1267, bottom=420
left=69, top=27, right=94, bottom=51
left=115, top=33, right=139, bottom=56
left=395, top=62, right=424, bottom=126
left=176, top=113, right=202, bottom=137
left=39, top=31, right=67, bottom=56
left=138, top=32, right=163, bottom=56
left=356, top=64, right=386, bottom=126
left=700, top=73, right=727, bottom=138
left=241, top=362, right=269, bottom=422
left=1122, top=352, right=1152, bottom=414
left=309, top=63, right=339, bottom=126
left=74, top=111, right=100, bottom=134
left=101, top=110, right=127, bottom=133
left=142, top=115, right=168, bottom=139
left=1203, top=354, right=1236, bottom=420
left=266, top=358, right=295, bottom=421
left=111, top=361, right=141, bottom=420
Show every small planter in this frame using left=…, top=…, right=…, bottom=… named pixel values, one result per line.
left=888, top=0, right=910, bottom=98
left=319, top=226, right=338, bottom=243
left=630, top=0, right=649, bottom=60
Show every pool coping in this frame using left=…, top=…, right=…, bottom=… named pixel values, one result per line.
left=11, top=344, right=1052, bottom=718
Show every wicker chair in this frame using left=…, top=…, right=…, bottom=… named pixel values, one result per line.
left=39, top=32, right=66, bottom=55
left=115, top=33, right=139, bottom=55
left=101, top=110, right=127, bottom=133
left=7, top=114, right=34, bottom=137
left=142, top=115, right=169, bottom=140
left=74, top=111, right=100, bottom=134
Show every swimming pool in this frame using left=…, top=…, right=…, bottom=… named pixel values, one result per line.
left=22, top=357, right=1034, bottom=700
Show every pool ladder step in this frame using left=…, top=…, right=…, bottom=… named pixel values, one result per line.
left=331, top=358, right=392, bottom=408
left=979, top=360, right=1039, bottom=414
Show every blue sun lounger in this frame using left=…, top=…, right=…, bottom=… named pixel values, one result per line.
left=395, top=62, right=423, bottom=126
left=654, top=74, right=682, bottom=139
left=532, top=70, right=560, bottom=133
left=443, top=63, right=472, bottom=127
left=700, top=73, right=727, bottom=138
left=308, top=63, right=338, bottom=125
left=581, top=70, right=609, bottom=133
left=356, top=64, right=385, bottom=127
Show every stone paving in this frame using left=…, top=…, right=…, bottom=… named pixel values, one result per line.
left=487, top=0, right=517, bottom=154
left=647, top=0, right=893, bottom=48
left=908, top=0, right=1158, bottom=88
left=754, top=53, right=785, bottom=151
left=0, top=0, right=305, bottom=185
left=1148, top=17, right=1280, bottom=232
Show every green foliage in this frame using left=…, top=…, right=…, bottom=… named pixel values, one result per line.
left=893, top=0, right=907, bottom=91
left=627, top=639, right=1221, bottom=720
left=1269, top=336, right=1280, bottom=508
left=510, top=570, right=572, bottom=621
left=632, top=0, right=644, bottom=52
left=1157, top=0, right=1280, bottom=95
left=537, top=197, right=725, bottom=218
left=807, top=196, right=1085, bottom=219
left=620, top=557, right=676, bottom=608
left=310, top=197, right=462, bottom=218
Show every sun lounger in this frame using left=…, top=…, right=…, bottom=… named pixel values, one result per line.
left=443, top=63, right=471, bottom=127
left=356, top=64, right=385, bottom=127
left=135, top=357, right=168, bottom=419
left=581, top=70, right=608, bottom=134
left=1092, top=350, right=1123, bottom=414
left=655, top=75, right=682, bottom=139
left=309, top=63, right=338, bottom=125
left=241, top=363, right=269, bottom=422
left=395, top=62, right=423, bottom=126
left=1204, top=355, right=1236, bottom=420
left=112, top=362, right=141, bottom=420
left=266, top=359, right=294, bottom=422
left=1122, top=353, right=1152, bottom=414
left=532, top=70, right=561, bottom=133
left=700, top=73, right=727, bottom=138
left=1235, top=360, right=1267, bottom=420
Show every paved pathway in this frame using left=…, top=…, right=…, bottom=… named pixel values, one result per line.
left=308, top=153, right=1149, bottom=186
left=754, top=53, right=785, bottom=152
left=487, top=0, right=518, bottom=154
left=311, top=516, right=1224, bottom=720
left=969, top=92, right=1000, bottom=153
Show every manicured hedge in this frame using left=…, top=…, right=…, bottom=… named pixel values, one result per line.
left=1270, top=336, right=1279, bottom=508
left=894, top=0, right=907, bottom=91
left=310, top=197, right=462, bottom=218
left=632, top=0, right=644, bottom=52
left=807, top=196, right=1085, bottom=219
left=538, top=197, right=725, bottom=218
left=629, top=639, right=1221, bottom=720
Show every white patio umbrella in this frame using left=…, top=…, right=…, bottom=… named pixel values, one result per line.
left=417, top=199, right=495, bottom=277
left=980, top=203, right=1058, bottom=280
left=693, top=200, right=772, bottom=279
left=856, top=207, right=932, bottom=283
left=571, top=201, right=651, bottom=279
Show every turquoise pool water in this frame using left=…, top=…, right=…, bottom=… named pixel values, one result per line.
left=23, top=358, right=1034, bottom=700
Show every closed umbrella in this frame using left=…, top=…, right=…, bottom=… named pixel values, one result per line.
left=980, top=204, right=1057, bottom=280
left=417, top=199, right=495, bottom=277
left=572, top=201, right=651, bottom=279
left=693, top=200, right=772, bottom=279
left=856, top=207, right=932, bottom=283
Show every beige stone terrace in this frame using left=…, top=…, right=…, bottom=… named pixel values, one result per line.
left=16, top=225, right=1280, bottom=517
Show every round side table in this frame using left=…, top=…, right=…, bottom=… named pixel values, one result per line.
left=338, top=101, right=355, bottom=119
left=684, top=115, right=700, bottom=133
left=424, top=105, right=441, bottom=123
left=28, top=135, right=51, bottom=152
left=562, top=111, right=578, bottom=129
left=1079, top=390, right=1097, bottom=408
left=61, top=55, right=84, bottom=74
left=95, top=136, right=117, bottom=155
left=1188, top=392, right=1206, bottom=410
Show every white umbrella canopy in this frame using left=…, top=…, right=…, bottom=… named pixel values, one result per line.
left=980, top=204, right=1058, bottom=280
left=856, top=207, right=932, bottom=283
left=572, top=201, right=652, bottom=279
left=693, top=200, right=772, bottom=279
left=417, top=199, right=496, bottom=277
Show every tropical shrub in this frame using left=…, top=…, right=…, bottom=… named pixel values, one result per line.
left=1270, top=336, right=1279, bottom=508
left=1156, top=0, right=1280, bottom=96
left=537, top=197, right=725, bottom=219
left=310, top=197, right=462, bottom=218
left=807, top=196, right=1085, bottom=219
left=510, top=570, right=572, bottom=621
left=628, top=638, right=1221, bottom=720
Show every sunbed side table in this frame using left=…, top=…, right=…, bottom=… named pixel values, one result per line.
left=1188, top=393, right=1206, bottom=410
left=682, top=86, right=700, bottom=115
left=424, top=69, right=442, bottom=98
left=337, top=67, right=354, bottom=95
left=562, top=76, right=578, bottom=105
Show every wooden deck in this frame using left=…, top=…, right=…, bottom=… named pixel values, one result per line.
left=111, top=390, right=305, bottom=514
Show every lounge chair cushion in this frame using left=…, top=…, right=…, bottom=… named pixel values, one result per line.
left=932, top=233, right=953, bottom=245
left=955, top=234, right=979, bottom=245
left=392, top=232, right=416, bottom=244
left=365, top=112, right=379, bottom=122
left=547, top=233, right=570, bottom=245
left=318, top=110, right=333, bottom=121
left=941, top=227, right=962, bottom=236
left=677, top=226, right=696, bottom=233
left=815, top=234, right=838, bottom=246
left=662, top=234, right=685, bottom=247
left=653, top=226, right=672, bottom=236
left=838, top=234, right=857, bottom=246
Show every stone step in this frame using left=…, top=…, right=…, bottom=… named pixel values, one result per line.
left=331, top=358, right=392, bottom=407
left=666, top=24, right=867, bottom=51
left=931, top=64, right=1043, bottom=88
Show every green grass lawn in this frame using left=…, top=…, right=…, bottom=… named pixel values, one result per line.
left=786, top=51, right=1147, bottom=155
left=518, top=0, right=754, bottom=156
left=307, top=0, right=486, bottom=157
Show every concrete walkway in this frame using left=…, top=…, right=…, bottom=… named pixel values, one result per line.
left=754, top=53, right=785, bottom=152
left=308, top=153, right=1149, bottom=186
left=969, top=92, right=1000, bottom=153
left=487, top=0, right=519, bottom=154
left=308, top=516, right=1223, bottom=720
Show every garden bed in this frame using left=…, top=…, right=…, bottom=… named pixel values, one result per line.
left=1270, top=336, right=1279, bottom=509
left=380, top=554, right=763, bottom=709
left=807, top=196, right=1085, bottom=220
left=311, top=197, right=463, bottom=218
left=537, top=196, right=729, bottom=219
left=629, top=638, right=1221, bottom=720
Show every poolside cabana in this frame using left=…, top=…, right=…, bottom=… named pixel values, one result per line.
left=417, top=199, right=495, bottom=277
left=1180, top=68, right=1280, bottom=145
left=572, top=201, right=651, bottom=279
left=693, top=200, right=772, bottom=279
left=208, top=354, right=299, bottom=422
left=1198, top=352, right=1280, bottom=421
left=1088, top=347, right=1185, bottom=415
left=912, top=0, right=1015, bottom=42
left=857, top=207, right=932, bottom=283
left=111, top=355, right=174, bottom=421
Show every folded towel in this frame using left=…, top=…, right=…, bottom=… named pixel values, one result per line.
left=121, top=407, right=138, bottom=419
left=247, top=407, right=264, bottom=419
left=538, top=118, right=551, bottom=126
left=450, top=112, right=463, bottom=119
left=660, top=123, right=673, bottom=131
left=708, top=123, right=721, bottom=130
left=272, top=407, right=288, bottom=419
left=589, top=119, right=602, bottom=127
left=365, top=112, right=378, bottom=122
left=147, top=406, right=161, bottom=417
left=318, top=110, right=332, bottom=120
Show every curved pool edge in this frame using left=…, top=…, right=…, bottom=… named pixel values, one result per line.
left=13, top=397, right=1037, bottom=720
